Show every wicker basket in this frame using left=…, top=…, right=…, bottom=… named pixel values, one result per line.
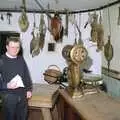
left=43, top=65, right=62, bottom=84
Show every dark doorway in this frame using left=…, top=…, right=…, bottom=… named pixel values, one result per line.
left=0, top=31, right=23, bottom=56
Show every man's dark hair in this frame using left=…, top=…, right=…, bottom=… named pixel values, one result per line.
left=6, top=37, right=21, bottom=45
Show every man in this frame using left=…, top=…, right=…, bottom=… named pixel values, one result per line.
left=0, top=37, right=32, bottom=120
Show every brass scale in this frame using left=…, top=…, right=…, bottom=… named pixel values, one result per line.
left=62, top=43, right=102, bottom=98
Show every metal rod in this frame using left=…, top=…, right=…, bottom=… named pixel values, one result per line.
left=0, top=0, right=119, bottom=14
left=34, top=0, right=52, bottom=18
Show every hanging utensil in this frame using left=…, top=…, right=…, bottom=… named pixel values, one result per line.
left=30, top=32, right=40, bottom=57
left=51, top=12, right=63, bottom=42
left=18, top=0, right=29, bottom=32
left=7, top=12, right=12, bottom=24
left=35, top=0, right=64, bottom=41
left=104, top=36, right=113, bottom=73
left=104, top=7, right=114, bottom=73
left=30, top=13, right=40, bottom=57
left=0, top=14, right=4, bottom=21
left=96, top=10, right=104, bottom=52
left=90, top=12, right=98, bottom=42
left=39, top=14, right=46, bottom=50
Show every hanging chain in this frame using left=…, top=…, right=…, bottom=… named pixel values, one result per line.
left=74, top=14, right=77, bottom=44
left=22, top=0, right=26, bottom=11
left=99, top=10, right=102, bottom=24
left=74, top=14, right=77, bottom=36
left=79, top=13, right=81, bottom=38
left=108, top=7, right=111, bottom=36
left=78, top=13, right=83, bottom=44
left=33, top=13, right=36, bottom=29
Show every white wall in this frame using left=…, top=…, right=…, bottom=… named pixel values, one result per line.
left=0, top=12, right=101, bottom=83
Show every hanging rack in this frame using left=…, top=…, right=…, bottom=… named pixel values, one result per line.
left=0, top=0, right=120, bottom=14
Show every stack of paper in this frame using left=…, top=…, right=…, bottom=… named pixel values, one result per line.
left=10, top=74, right=24, bottom=87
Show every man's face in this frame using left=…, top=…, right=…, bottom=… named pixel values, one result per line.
left=6, top=41, right=20, bottom=57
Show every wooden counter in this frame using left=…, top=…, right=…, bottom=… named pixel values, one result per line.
left=59, top=89, right=120, bottom=120
left=28, top=84, right=59, bottom=120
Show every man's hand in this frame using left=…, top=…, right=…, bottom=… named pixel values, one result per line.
left=26, top=91, right=32, bottom=99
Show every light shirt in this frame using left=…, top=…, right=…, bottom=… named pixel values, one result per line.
left=6, top=52, right=17, bottom=59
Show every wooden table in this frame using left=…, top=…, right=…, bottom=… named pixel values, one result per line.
left=28, top=84, right=59, bottom=120
left=59, top=89, right=120, bottom=120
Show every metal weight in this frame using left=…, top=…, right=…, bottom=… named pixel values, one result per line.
left=104, top=36, right=113, bottom=72
left=62, top=45, right=73, bottom=61
left=104, top=36, right=113, bottom=62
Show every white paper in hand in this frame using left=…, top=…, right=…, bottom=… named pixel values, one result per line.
left=10, top=74, right=24, bottom=87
